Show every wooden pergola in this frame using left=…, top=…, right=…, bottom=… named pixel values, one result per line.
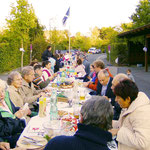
left=118, top=23, right=150, bottom=72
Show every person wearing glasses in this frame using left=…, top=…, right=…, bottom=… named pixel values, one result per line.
left=97, top=70, right=121, bottom=120
left=110, top=79, right=150, bottom=150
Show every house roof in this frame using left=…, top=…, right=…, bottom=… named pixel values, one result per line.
left=118, top=23, right=150, bottom=38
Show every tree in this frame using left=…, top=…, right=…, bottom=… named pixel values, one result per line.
left=3, top=0, right=37, bottom=69
left=6, top=0, right=36, bottom=42
left=130, top=0, right=150, bottom=28
left=99, top=27, right=119, bottom=49
left=29, top=18, right=45, bottom=42
left=90, top=27, right=100, bottom=46
left=118, top=22, right=133, bottom=32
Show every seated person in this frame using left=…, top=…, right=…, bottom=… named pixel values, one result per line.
left=7, top=71, right=31, bottom=120
left=97, top=70, right=121, bottom=120
left=75, top=58, right=86, bottom=78
left=54, top=54, right=61, bottom=73
left=19, top=66, right=45, bottom=112
left=79, top=54, right=90, bottom=75
left=48, top=57, right=56, bottom=71
left=29, top=59, right=39, bottom=67
left=88, top=64, right=96, bottom=82
left=59, top=54, right=64, bottom=68
left=42, top=61, right=56, bottom=82
left=110, top=79, right=150, bottom=150
left=33, top=65, right=52, bottom=90
left=44, top=96, right=113, bottom=150
left=84, top=60, right=105, bottom=91
left=0, top=80, right=27, bottom=148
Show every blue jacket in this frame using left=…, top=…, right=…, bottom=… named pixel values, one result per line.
left=44, top=123, right=112, bottom=150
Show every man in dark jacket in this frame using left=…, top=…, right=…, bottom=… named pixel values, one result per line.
left=44, top=96, right=114, bottom=150
left=96, top=70, right=122, bottom=120
left=42, top=46, right=53, bottom=61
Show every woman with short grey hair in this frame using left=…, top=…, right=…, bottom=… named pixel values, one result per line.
left=7, top=71, right=24, bottom=107
left=7, top=71, right=21, bottom=85
left=80, top=96, right=113, bottom=131
left=44, top=96, right=113, bottom=150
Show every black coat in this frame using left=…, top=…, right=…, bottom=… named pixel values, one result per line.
left=42, top=49, right=53, bottom=61
left=44, top=123, right=112, bottom=150
left=96, top=77, right=122, bottom=120
left=54, top=59, right=60, bottom=73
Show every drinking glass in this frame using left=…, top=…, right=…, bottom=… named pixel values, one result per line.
left=79, top=88, right=86, bottom=101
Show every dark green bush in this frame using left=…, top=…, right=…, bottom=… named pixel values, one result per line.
left=107, top=42, right=128, bottom=65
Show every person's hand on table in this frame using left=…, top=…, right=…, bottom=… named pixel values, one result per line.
left=44, top=88, right=51, bottom=93
left=22, top=108, right=31, bottom=116
left=109, top=128, right=119, bottom=137
left=0, top=142, right=10, bottom=150
left=37, top=92, right=46, bottom=98
left=14, top=109, right=24, bottom=118
left=20, top=104, right=31, bottom=116
left=83, top=82, right=89, bottom=87
left=27, top=109, right=31, bottom=115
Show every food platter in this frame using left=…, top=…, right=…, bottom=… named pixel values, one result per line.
left=60, top=81, right=74, bottom=89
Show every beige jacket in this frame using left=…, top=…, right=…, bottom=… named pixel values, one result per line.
left=7, top=85, right=24, bottom=107
left=19, top=79, right=40, bottom=109
left=117, top=92, right=150, bottom=150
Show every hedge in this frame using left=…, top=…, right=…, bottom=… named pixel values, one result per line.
left=107, top=42, right=128, bottom=65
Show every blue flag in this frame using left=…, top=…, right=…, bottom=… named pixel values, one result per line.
left=62, top=7, right=70, bottom=25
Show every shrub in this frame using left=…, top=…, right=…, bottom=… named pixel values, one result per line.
left=107, top=42, right=128, bottom=65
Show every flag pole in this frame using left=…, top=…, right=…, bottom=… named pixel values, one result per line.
left=62, top=7, right=70, bottom=53
left=69, top=22, right=71, bottom=54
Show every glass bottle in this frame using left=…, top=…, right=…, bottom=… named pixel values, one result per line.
left=50, top=89, right=58, bottom=120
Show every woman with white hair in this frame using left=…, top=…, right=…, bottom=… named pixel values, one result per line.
left=7, top=71, right=31, bottom=119
left=0, top=79, right=28, bottom=148
left=7, top=71, right=24, bottom=107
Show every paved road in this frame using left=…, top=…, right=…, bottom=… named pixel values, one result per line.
left=0, top=53, right=150, bottom=98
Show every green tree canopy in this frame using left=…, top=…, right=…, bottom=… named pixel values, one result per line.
left=130, top=0, right=150, bottom=28
left=6, top=0, right=36, bottom=42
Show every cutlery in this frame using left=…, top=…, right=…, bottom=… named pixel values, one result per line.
left=23, top=136, right=43, bottom=143
left=22, top=140, right=43, bottom=146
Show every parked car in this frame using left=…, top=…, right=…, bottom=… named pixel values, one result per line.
left=88, top=47, right=96, bottom=54
left=96, top=49, right=101, bottom=54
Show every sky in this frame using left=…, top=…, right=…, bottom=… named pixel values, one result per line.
left=0, top=0, right=140, bottom=35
